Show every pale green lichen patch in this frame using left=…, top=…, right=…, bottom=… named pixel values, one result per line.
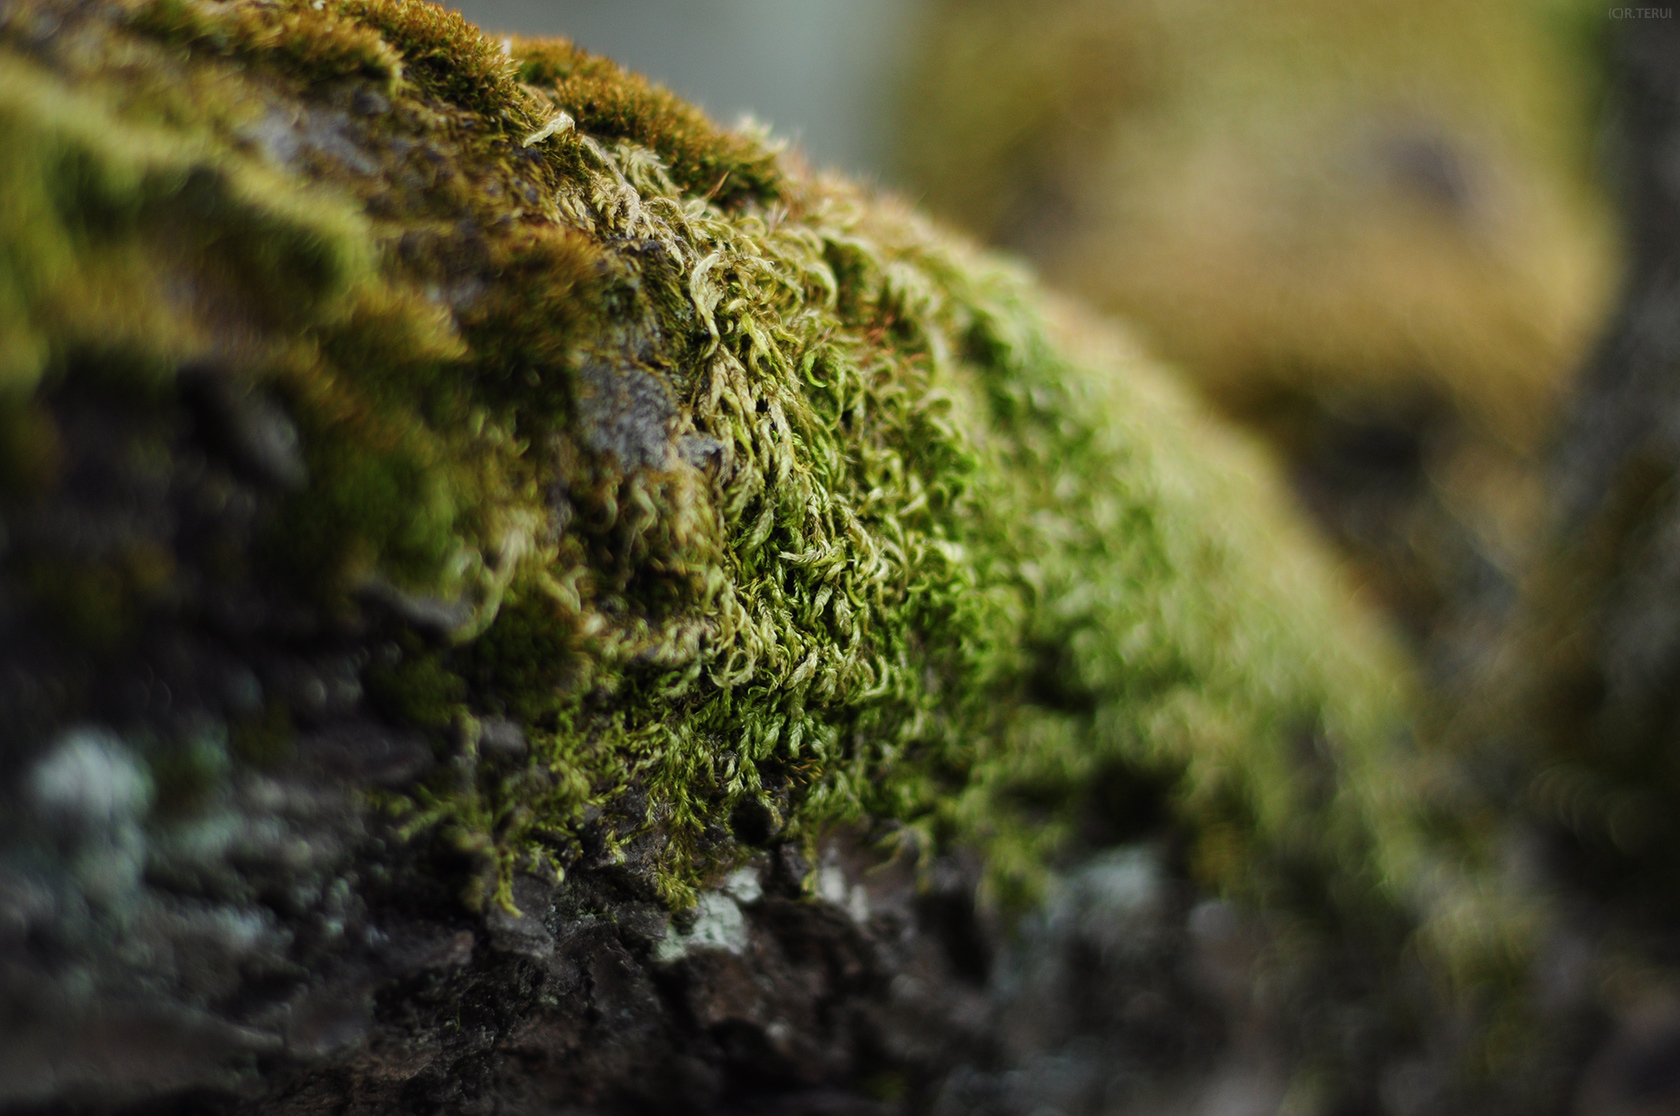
left=0, top=0, right=1424, bottom=951
left=654, top=890, right=750, bottom=963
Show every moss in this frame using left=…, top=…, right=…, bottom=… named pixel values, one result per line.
left=900, top=0, right=1614, bottom=441
left=128, top=0, right=404, bottom=91
left=457, top=583, right=591, bottom=724
left=364, top=632, right=468, bottom=732
left=0, top=0, right=1426, bottom=961
left=512, top=37, right=784, bottom=208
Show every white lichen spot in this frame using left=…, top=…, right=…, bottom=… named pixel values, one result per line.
left=29, top=727, right=151, bottom=827
left=28, top=728, right=152, bottom=904
left=1077, top=846, right=1162, bottom=919
left=654, top=891, right=748, bottom=963
left=522, top=111, right=575, bottom=148
left=847, top=883, right=870, bottom=924
left=816, top=864, right=870, bottom=924
left=1046, top=845, right=1166, bottom=958
left=816, top=864, right=846, bottom=905
left=722, top=866, right=762, bottom=905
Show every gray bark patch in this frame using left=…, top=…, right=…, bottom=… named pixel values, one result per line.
left=575, top=357, right=678, bottom=472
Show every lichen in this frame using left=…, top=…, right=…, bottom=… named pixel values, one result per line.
left=0, top=0, right=1425, bottom=961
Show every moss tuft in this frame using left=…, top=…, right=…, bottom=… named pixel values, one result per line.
left=513, top=37, right=784, bottom=208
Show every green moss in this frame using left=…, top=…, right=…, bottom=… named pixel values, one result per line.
left=457, top=584, right=591, bottom=724
left=0, top=0, right=1426, bottom=957
left=899, top=0, right=1615, bottom=444
left=365, top=632, right=468, bottom=732
left=512, top=37, right=784, bottom=208
left=128, top=0, right=404, bottom=91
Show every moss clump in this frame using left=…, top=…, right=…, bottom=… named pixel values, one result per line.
left=510, top=37, right=784, bottom=208
left=0, top=0, right=1424, bottom=956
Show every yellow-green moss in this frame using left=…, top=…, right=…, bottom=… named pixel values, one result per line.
left=0, top=0, right=1426, bottom=951
left=509, top=37, right=783, bottom=208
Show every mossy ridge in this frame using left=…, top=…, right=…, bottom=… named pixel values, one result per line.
left=510, top=37, right=783, bottom=208
left=118, top=0, right=782, bottom=208
left=0, top=0, right=1420, bottom=945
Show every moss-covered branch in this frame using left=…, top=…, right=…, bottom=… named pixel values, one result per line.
left=0, top=1, right=1470, bottom=1108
